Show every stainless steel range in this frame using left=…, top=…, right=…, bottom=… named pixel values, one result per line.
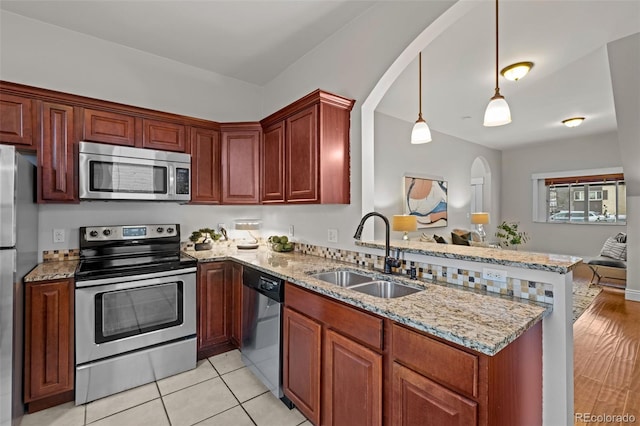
left=74, top=224, right=196, bottom=405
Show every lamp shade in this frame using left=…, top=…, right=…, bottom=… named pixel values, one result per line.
left=392, top=215, right=418, bottom=232
left=411, top=119, right=432, bottom=144
left=483, top=94, right=511, bottom=127
left=470, top=212, right=490, bottom=225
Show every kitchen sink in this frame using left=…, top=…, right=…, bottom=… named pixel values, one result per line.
left=310, top=270, right=374, bottom=287
left=348, top=281, right=423, bottom=299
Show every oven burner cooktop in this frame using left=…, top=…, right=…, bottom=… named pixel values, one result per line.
left=76, top=253, right=196, bottom=281
left=76, top=223, right=196, bottom=282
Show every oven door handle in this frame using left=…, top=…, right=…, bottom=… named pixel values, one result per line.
left=75, top=267, right=197, bottom=288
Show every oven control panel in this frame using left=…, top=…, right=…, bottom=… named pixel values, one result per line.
left=83, top=224, right=179, bottom=241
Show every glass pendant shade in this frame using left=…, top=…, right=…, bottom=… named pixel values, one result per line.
left=411, top=52, right=432, bottom=144
left=484, top=0, right=511, bottom=128
left=411, top=116, right=432, bottom=144
left=483, top=91, right=511, bottom=127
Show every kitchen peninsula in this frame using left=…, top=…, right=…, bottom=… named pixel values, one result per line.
left=357, top=239, right=581, bottom=426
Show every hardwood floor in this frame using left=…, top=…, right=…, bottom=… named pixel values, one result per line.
left=574, top=283, right=640, bottom=425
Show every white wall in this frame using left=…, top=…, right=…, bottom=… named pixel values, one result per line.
left=1, top=4, right=458, bottom=254
left=0, top=11, right=263, bottom=122
left=373, top=112, right=501, bottom=241
left=501, top=131, right=626, bottom=257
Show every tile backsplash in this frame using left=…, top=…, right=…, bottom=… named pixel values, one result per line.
left=42, top=249, right=80, bottom=262
left=295, top=243, right=553, bottom=303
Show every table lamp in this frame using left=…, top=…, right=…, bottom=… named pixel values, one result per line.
left=234, top=219, right=261, bottom=249
left=470, top=212, right=490, bottom=242
left=392, top=215, right=418, bottom=240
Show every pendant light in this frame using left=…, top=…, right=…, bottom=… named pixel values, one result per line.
left=483, top=0, right=511, bottom=127
left=411, top=52, right=432, bottom=144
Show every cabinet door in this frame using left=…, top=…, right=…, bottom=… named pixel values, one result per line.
left=230, top=262, right=243, bottom=347
left=283, top=307, right=321, bottom=425
left=261, top=121, right=285, bottom=203
left=286, top=105, right=318, bottom=202
left=40, top=102, right=77, bottom=202
left=143, top=118, right=186, bottom=152
left=221, top=128, right=260, bottom=204
left=0, top=93, right=34, bottom=147
left=190, top=126, right=221, bottom=204
left=324, top=329, right=382, bottom=426
left=392, top=363, right=477, bottom=426
left=24, top=279, right=74, bottom=403
left=197, top=262, right=231, bottom=359
left=83, top=108, right=138, bottom=146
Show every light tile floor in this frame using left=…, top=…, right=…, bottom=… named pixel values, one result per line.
left=21, top=350, right=311, bottom=426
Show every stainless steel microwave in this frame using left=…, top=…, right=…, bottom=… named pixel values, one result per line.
left=79, top=141, right=191, bottom=202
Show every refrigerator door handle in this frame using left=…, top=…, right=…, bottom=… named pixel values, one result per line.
left=0, top=145, right=17, bottom=248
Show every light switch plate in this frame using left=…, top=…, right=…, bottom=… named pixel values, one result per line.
left=53, top=229, right=65, bottom=243
left=289, top=225, right=294, bottom=237
left=328, top=228, right=338, bottom=243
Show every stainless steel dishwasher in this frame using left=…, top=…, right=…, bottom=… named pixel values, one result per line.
left=241, top=267, right=293, bottom=408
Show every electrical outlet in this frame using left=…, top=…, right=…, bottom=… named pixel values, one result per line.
left=482, top=267, right=507, bottom=282
left=288, top=225, right=294, bottom=237
left=53, top=229, right=65, bottom=243
left=328, top=228, right=338, bottom=243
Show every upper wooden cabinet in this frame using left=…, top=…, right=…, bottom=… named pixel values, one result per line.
left=39, top=101, right=77, bottom=203
left=0, top=92, right=34, bottom=148
left=189, top=126, right=222, bottom=204
left=83, top=108, right=139, bottom=147
left=261, top=90, right=355, bottom=204
left=261, top=121, right=285, bottom=202
left=220, top=123, right=261, bottom=204
left=143, top=118, right=187, bottom=152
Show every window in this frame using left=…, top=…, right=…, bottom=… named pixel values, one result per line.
left=531, top=168, right=626, bottom=225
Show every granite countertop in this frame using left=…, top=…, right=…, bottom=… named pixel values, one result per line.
left=24, top=260, right=79, bottom=282
left=188, top=246, right=552, bottom=356
left=24, top=245, right=552, bottom=356
left=356, top=240, right=583, bottom=273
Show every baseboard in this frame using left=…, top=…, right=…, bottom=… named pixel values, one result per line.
left=625, top=288, right=640, bottom=302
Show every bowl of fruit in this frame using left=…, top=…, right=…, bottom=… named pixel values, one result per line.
left=268, top=235, right=294, bottom=253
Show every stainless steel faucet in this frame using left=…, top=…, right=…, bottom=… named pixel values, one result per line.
left=353, top=212, right=401, bottom=274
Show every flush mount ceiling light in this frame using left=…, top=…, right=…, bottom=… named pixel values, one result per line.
left=562, top=117, right=585, bottom=128
left=483, top=0, right=511, bottom=127
left=411, top=52, right=432, bottom=144
left=500, top=61, right=534, bottom=81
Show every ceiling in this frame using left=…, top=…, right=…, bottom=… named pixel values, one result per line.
left=1, top=1, right=639, bottom=150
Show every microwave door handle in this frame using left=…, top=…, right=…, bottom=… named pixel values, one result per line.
left=169, top=165, right=175, bottom=196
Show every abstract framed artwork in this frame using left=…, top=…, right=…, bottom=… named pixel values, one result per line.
left=403, top=175, right=448, bottom=228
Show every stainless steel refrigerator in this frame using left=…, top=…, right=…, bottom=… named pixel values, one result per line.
left=0, top=145, right=38, bottom=426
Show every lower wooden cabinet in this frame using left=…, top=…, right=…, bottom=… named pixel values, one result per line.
left=283, top=306, right=322, bottom=425
left=284, top=283, right=383, bottom=426
left=323, top=329, right=382, bottom=426
left=197, top=262, right=232, bottom=359
left=230, top=262, right=243, bottom=347
left=392, top=362, right=477, bottom=426
left=284, top=283, right=542, bottom=426
left=24, top=278, right=74, bottom=412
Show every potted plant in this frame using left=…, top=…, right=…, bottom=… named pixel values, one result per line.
left=189, top=227, right=221, bottom=251
left=495, top=221, right=529, bottom=249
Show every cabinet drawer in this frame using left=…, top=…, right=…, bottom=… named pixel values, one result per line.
left=392, top=323, right=478, bottom=397
left=286, top=283, right=383, bottom=350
